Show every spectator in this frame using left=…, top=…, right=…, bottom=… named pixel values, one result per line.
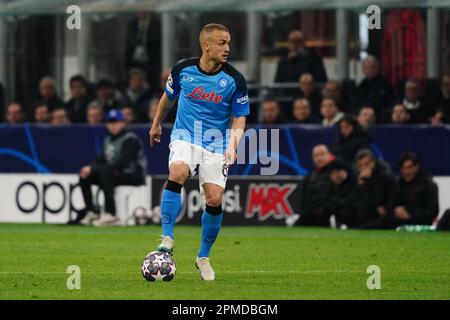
left=322, top=159, right=356, bottom=228
left=50, top=107, right=71, bottom=125
left=298, top=73, right=322, bottom=116
left=86, top=102, right=104, bottom=125
left=126, top=12, right=161, bottom=89
left=147, top=98, right=159, bottom=124
left=261, top=99, right=285, bottom=125
left=5, top=102, right=26, bottom=125
left=33, top=103, right=50, bottom=124
left=353, top=149, right=396, bottom=228
left=37, top=76, right=64, bottom=111
left=66, top=75, right=92, bottom=123
left=391, top=104, right=411, bottom=124
left=298, top=144, right=336, bottom=226
left=76, top=109, right=147, bottom=226
left=320, top=98, right=344, bottom=126
left=332, top=115, right=371, bottom=164
left=292, top=98, right=319, bottom=124
left=353, top=56, right=393, bottom=116
left=393, top=153, right=439, bottom=225
left=361, top=152, right=439, bottom=229
left=322, top=80, right=351, bottom=113
left=121, top=105, right=136, bottom=125
left=357, top=106, right=376, bottom=127
left=121, top=68, right=152, bottom=119
left=95, top=79, right=121, bottom=113
left=275, top=30, right=327, bottom=83
left=397, top=79, right=428, bottom=122
left=429, top=74, right=450, bottom=124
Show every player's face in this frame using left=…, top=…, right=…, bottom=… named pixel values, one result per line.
left=401, top=160, right=419, bottom=182
left=106, top=121, right=126, bottom=135
left=206, top=30, right=231, bottom=64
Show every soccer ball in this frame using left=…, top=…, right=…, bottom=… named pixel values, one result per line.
left=141, top=251, right=176, bottom=281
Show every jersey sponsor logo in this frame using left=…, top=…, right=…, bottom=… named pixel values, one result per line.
left=245, top=183, right=296, bottom=221
left=182, top=75, right=194, bottom=82
left=218, top=78, right=229, bottom=88
left=236, top=95, right=248, bottom=105
left=187, top=86, right=223, bottom=104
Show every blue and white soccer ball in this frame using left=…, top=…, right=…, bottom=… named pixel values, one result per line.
left=141, top=251, right=176, bottom=281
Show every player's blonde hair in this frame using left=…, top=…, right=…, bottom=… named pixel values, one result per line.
left=199, top=23, right=229, bottom=44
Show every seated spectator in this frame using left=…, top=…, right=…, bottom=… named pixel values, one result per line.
left=322, top=80, right=351, bottom=113
left=353, top=56, right=393, bottom=116
left=320, top=98, right=344, bottom=126
left=121, top=68, right=152, bottom=118
left=37, top=76, right=64, bottom=111
left=352, top=149, right=396, bottom=228
left=360, top=152, right=439, bottom=229
left=6, top=102, right=26, bottom=125
left=428, top=74, right=450, bottom=124
left=297, top=73, right=322, bottom=117
left=298, top=144, right=336, bottom=226
left=50, top=107, right=71, bottom=125
left=292, top=98, right=320, bottom=124
left=396, top=79, right=429, bottom=122
left=66, top=75, right=92, bottom=123
left=121, top=105, right=136, bottom=125
left=261, top=99, right=285, bottom=125
left=391, top=104, right=411, bottom=124
left=33, top=102, right=50, bottom=124
left=322, top=160, right=356, bottom=228
left=94, top=79, right=121, bottom=113
left=275, top=30, right=327, bottom=83
left=75, top=109, right=147, bottom=226
left=86, top=102, right=104, bottom=125
left=393, top=153, right=439, bottom=225
left=147, top=98, right=159, bottom=124
left=332, top=115, right=371, bottom=164
left=357, top=106, right=376, bottom=127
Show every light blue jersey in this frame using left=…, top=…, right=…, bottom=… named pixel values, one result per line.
left=165, top=57, right=250, bottom=154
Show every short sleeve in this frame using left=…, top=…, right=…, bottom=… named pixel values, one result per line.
left=164, top=62, right=183, bottom=100
left=231, top=73, right=250, bottom=117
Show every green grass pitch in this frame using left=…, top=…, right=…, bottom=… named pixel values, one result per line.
left=0, top=223, right=449, bottom=300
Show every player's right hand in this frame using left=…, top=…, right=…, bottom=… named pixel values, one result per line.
left=149, top=124, right=162, bottom=147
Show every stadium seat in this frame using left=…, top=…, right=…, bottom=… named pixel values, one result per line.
left=114, top=177, right=151, bottom=226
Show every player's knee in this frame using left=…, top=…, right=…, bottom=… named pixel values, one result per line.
left=168, top=164, right=189, bottom=184
left=205, top=192, right=223, bottom=207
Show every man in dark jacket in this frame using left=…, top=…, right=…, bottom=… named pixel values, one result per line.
left=275, top=30, right=327, bottom=83
left=332, top=115, right=371, bottom=164
left=353, top=149, right=397, bottom=228
left=322, top=159, right=357, bottom=228
left=65, top=75, right=92, bottom=123
left=393, top=152, right=439, bottom=225
left=78, top=109, right=147, bottom=226
left=298, top=144, right=336, bottom=226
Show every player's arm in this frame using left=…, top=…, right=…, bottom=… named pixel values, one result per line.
left=149, top=92, right=176, bottom=147
left=225, top=116, right=246, bottom=165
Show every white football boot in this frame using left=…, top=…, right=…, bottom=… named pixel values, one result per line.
left=156, top=236, right=174, bottom=254
left=92, top=213, right=121, bottom=226
left=195, top=257, right=215, bottom=281
left=80, top=211, right=99, bottom=225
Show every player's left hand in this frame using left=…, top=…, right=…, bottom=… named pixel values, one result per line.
left=225, top=148, right=237, bottom=166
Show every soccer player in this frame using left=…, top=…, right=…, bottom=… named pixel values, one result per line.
left=149, top=23, right=249, bottom=281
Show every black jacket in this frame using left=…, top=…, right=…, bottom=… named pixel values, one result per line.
left=353, top=161, right=397, bottom=226
left=333, top=129, right=371, bottom=164
left=275, top=49, right=327, bottom=83
left=395, top=171, right=439, bottom=224
left=353, top=74, right=393, bottom=114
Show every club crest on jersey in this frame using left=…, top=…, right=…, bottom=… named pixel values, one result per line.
left=187, top=86, right=223, bottom=104
left=218, top=78, right=229, bottom=88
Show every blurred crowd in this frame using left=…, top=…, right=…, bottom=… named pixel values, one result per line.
left=2, top=29, right=450, bottom=127
left=298, top=138, right=439, bottom=229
